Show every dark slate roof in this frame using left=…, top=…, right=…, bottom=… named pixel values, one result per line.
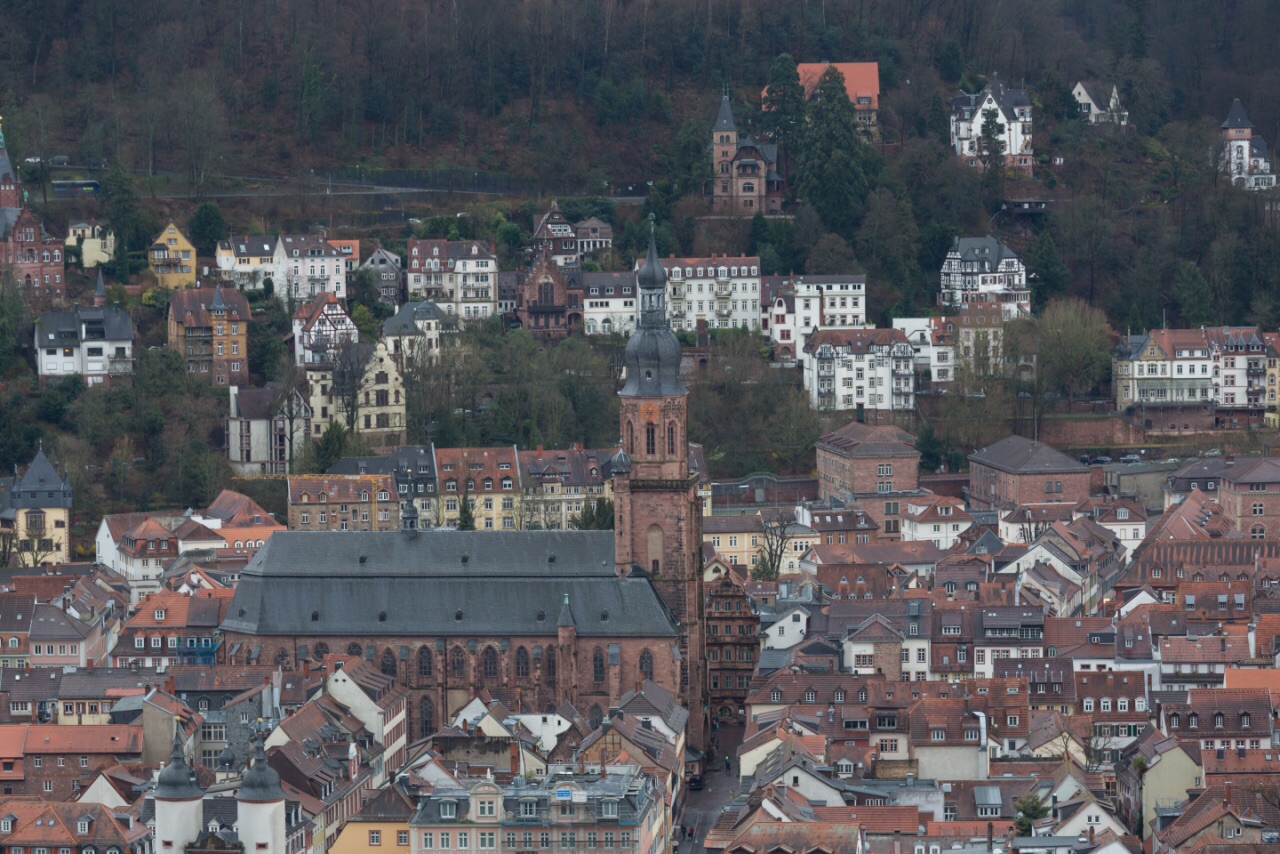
left=232, top=385, right=289, bottom=420
left=34, top=307, right=132, bottom=346
left=382, top=301, right=444, bottom=336
left=714, top=94, right=737, bottom=132
left=947, top=235, right=1020, bottom=272
left=1222, top=98, right=1254, bottom=129
left=0, top=132, right=13, bottom=181
left=969, top=435, right=1088, bottom=475
left=221, top=531, right=678, bottom=639
left=330, top=446, right=437, bottom=480
left=0, top=449, right=73, bottom=512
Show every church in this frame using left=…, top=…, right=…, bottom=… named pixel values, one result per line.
left=0, top=125, right=66, bottom=303
left=220, top=225, right=709, bottom=749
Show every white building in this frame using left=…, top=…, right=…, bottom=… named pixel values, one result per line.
left=34, top=306, right=133, bottom=387
left=1220, top=99, right=1276, bottom=191
left=227, top=384, right=312, bottom=475
left=274, top=234, right=347, bottom=302
left=767, top=274, right=868, bottom=360
left=404, top=238, right=498, bottom=322
left=383, top=300, right=445, bottom=363
left=582, top=271, right=637, bottom=335
left=801, top=327, right=915, bottom=414
left=1072, top=81, right=1128, bottom=125
left=893, top=316, right=956, bottom=385
left=1113, top=326, right=1265, bottom=415
left=950, top=74, right=1034, bottom=174
left=939, top=235, right=1029, bottom=319
left=900, top=495, right=973, bottom=548
left=291, top=292, right=359, bottom=366
left=658, top=254, right=761, bottom=331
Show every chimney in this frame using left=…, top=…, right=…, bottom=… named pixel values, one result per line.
left=987, top=821, right=994, bottom=852
left=635, top=681, right=643, bottom=694
left=461, top=719, right=468, bottom=735
left=509, top=741, right=519, bottom=774
left=1089, top=826, right=1095, bottom=844
left=1052, top=794, right=1059, bottom=821
left=893, top=829, right=902, bottom=854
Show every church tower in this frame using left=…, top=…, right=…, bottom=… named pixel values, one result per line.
left=711, top=94, right=738, bottom=212
left=613, top=220, right=706, bottom=748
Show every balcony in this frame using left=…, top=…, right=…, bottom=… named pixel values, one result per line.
left=715, top=282, right=733, bottom=297
left=715, top=305, right=731, bottom=317
left=505, top=808, right=551, bottom=823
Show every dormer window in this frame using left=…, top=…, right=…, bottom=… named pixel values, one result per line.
left=154, top=610, right=166, bottom=621
left=770, top=690, right=781, bottom=703
left=1, top=819, right=11, bottom=833
left=601, top=800, right=618, bottom=818
left=804, top=690, right=816, bottom=703
left=440, top=801, right=457, bottom=819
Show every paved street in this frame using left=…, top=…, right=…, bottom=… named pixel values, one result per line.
left=677, top=722, right=745, bottom=852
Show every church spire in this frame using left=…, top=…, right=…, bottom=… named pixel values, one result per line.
left=620, top=219, right=684, bottom=398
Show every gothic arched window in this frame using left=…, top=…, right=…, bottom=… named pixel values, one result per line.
left=419, top=698, right=435, bottom=738
left=418, top=647, right=433, bottom=677
left=313, top=642, right=329, bottom=660
left=347, top=643, right=363, bottom=656
left=592, top=648, right=606, bottom=684
left=515, top=647, right=530, bottom=678
left=450, top=646, right=467, bottom=679
left=667, top=422, right=676, bottom=456
left=482, top=647, right=499, bottom=680
left=546, top=645, right=557, bottom=680
left=380, top=649, right=397, bottom=677
left=627, top=422, right=635, bottom=455
left=645, top=423, right=656, bottom=456
left=639, top=649, right=654, bottom=680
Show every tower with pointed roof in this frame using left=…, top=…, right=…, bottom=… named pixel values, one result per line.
left=237, top=733, right=287, bottom=854
left=612, top=222, right=707, bottom=748
left=710, top=93, right=786, bottom=215
left=154, top=732, right=204, bottom=854
left=0, top=446, right=73, bottom=564
left=1221, top=99, right=1276, bottom=191
left=0, top=118, right=65, bottom=303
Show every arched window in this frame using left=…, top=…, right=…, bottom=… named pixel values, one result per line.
left=482, top=647, right=499, bottom=680
left=645, top=423, right=656, bottom=456
left=589, top=705, right=604, bottom=729
left=639, top=649, right=654, bottom=680
left=1214, top=712, right=1224, bottom=729
left=380, top=649, right=397, bottom=677
left=347, top=643, right=363, bottom=656
left=667, top=422, right=676, bottom=456
left=592, top=648, right=606, bottom=684
left=1170, top=713, right=1180, bottom=728
left=1188, top=713, right=1199, bottom=729
left=313, top=642, right=329, bottom=660
left=515, top=647, right=530, bottom=678
left=626, top=422, right=635, bottom=455
left=546, top=645, right=557, bottom=680
left=419, top=698, right=435, bottom=738
left=450, top=646, right=466, bottom=678
left=1242, top=713, right=1252, bottom=728
left=418, top=647, right=433, bottom=677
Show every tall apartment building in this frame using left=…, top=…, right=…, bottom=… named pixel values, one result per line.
left=658, top=254, right=761, bottom=331
left=939, top=236, right=1029, bottom=319
left=802, top=328, right=915, bottom=415
left=167, top=286, right=250, bottom=386
left=404, top=239, right=498, bottom=322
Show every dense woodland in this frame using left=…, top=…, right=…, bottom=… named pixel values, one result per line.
left=1, top=0, right=1280, bottom=535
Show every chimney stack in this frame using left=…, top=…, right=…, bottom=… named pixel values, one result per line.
left=986, top=821, right=994, bottom=852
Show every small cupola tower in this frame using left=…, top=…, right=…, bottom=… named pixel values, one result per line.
left=154, top=732, right=204, bottom=854
left=237, top=731, right=287, bottom=854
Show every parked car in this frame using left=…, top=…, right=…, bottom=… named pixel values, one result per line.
left=1092, top=456, right=1113, bottom=465
left=1205, top=448, right=1223, bottom=457
left=1078, top=455, right=1091, bottom=465
left=1119, top=454, right=1141, bottom=464
left=687, top=775, right=704, bottom=791
left=22, top=156, right=41, bottom=165
left=49, top=155, right=71, bottom=167
left=1163, top=458, right=1180, bottom=464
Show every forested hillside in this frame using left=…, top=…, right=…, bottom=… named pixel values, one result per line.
left=5, top=0, right=1280, bottom=330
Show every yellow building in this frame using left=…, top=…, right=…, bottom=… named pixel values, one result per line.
left=0, top=448, right=74, bottom=566
left=329, top=786, right=413, bottom=854
left=149, top=222, right=197, bottom=289
left=702, top=511, right=818, bottom=574
left=434, top=446, right=521, bottom=530
left=307, top=339, right=407, bottom=451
